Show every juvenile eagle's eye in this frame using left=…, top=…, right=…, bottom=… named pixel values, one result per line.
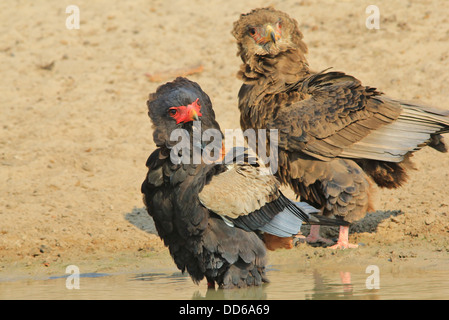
left=276, top=19, right=282, bottom=29
left=248, top=27, right=256, bottom=36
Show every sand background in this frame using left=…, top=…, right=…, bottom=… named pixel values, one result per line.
left=1, top=0, right=448, bottom=280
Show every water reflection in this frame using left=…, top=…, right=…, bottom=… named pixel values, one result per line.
left=303, top=270, right=380, bottom=300
left=132, top=272, right=188, bottom=283
left=304, top=270, right=353, bottom=300
left=49, top=272, right=110, bottom=280
left=192, top=285, right=268, bottom=300
left=186, top=269, right=362, bottom=300
left=1, top=267, right=447, bottom=299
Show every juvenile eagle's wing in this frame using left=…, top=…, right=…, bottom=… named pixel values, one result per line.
left=270, top=71, right=449, bottom=163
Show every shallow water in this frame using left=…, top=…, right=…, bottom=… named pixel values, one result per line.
left=1, top=263, right=448, bottom=300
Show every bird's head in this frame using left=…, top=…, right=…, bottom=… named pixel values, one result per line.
left=147, top=77, right=221, bottom=148
left=232, top=7, right=307, bottom=60
left=167, top=98, right=202, bottom=124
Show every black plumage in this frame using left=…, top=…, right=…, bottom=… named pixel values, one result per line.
left=141, top=78, right=347, bottom=288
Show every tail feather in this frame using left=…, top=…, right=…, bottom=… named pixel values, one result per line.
left=293, top=201, right=350, bottom=226
left=258, top=198, right=349, bottom=237
left=234, top=194, right=350, bottom=238
left=258, top=209, right=303, bottom=237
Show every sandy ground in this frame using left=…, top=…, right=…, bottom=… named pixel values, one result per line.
left=1, top=0, right=449, bottom=281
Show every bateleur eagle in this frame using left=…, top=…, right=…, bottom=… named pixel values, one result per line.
left=141, top=77, right=348, bottom=288
left=232, top=7, right=449, bottom=249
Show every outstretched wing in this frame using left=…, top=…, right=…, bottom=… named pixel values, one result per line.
left=270, top=71, right=449, bottom=162
left=269, top=71, right=401, bottom=161
left=339, top=97, right=449, bottom=161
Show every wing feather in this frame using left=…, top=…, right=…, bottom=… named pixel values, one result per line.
left=199, top=162, right=280, bottom=219
left=269, top=72, right=449, bottom=162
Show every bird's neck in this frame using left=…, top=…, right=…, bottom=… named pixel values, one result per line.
left=238, top=48, right=310, bottom=89
left=237, top=48, right=310, bottom=129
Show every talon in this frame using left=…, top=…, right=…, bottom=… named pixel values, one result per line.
left=327, top=226, right=358, bottom=249
left=328, top=241, right=359, bottom=249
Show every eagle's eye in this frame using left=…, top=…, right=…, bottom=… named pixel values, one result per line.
left=276, top=19, right=282, bottom=29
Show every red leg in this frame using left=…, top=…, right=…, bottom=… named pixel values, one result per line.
left=339, top=271, right=353, bottom=293
left=328, top=226, right=358, bottom=249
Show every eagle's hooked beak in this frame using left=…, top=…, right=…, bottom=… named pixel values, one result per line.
left=187, top=98, right=202, bottom=122
left=190, top=108, right=199, bottom=122
left=170, top=98, right=202, bottom=124
left=266, top=25, right=277, bottom=44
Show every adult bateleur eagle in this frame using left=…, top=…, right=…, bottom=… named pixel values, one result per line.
left=141, top=77, right=348, bottom=288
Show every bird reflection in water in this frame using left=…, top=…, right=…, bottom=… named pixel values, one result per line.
left=190, top=268, right=385, bottom=300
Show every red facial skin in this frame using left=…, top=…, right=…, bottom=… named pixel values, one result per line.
left=168, top=98, right=203, bottom=124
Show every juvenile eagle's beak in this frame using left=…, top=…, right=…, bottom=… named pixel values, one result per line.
left=266, top=25, right=277, bottom=44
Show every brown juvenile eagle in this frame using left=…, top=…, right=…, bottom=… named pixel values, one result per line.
left=232, top=7, right=449, bottom=249
left=141, top=77, right=347, bottom=288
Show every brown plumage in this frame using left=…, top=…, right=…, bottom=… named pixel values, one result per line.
left=141, top=77, right=347, bottom=288
left=232, top=7, right=449, bottom=248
